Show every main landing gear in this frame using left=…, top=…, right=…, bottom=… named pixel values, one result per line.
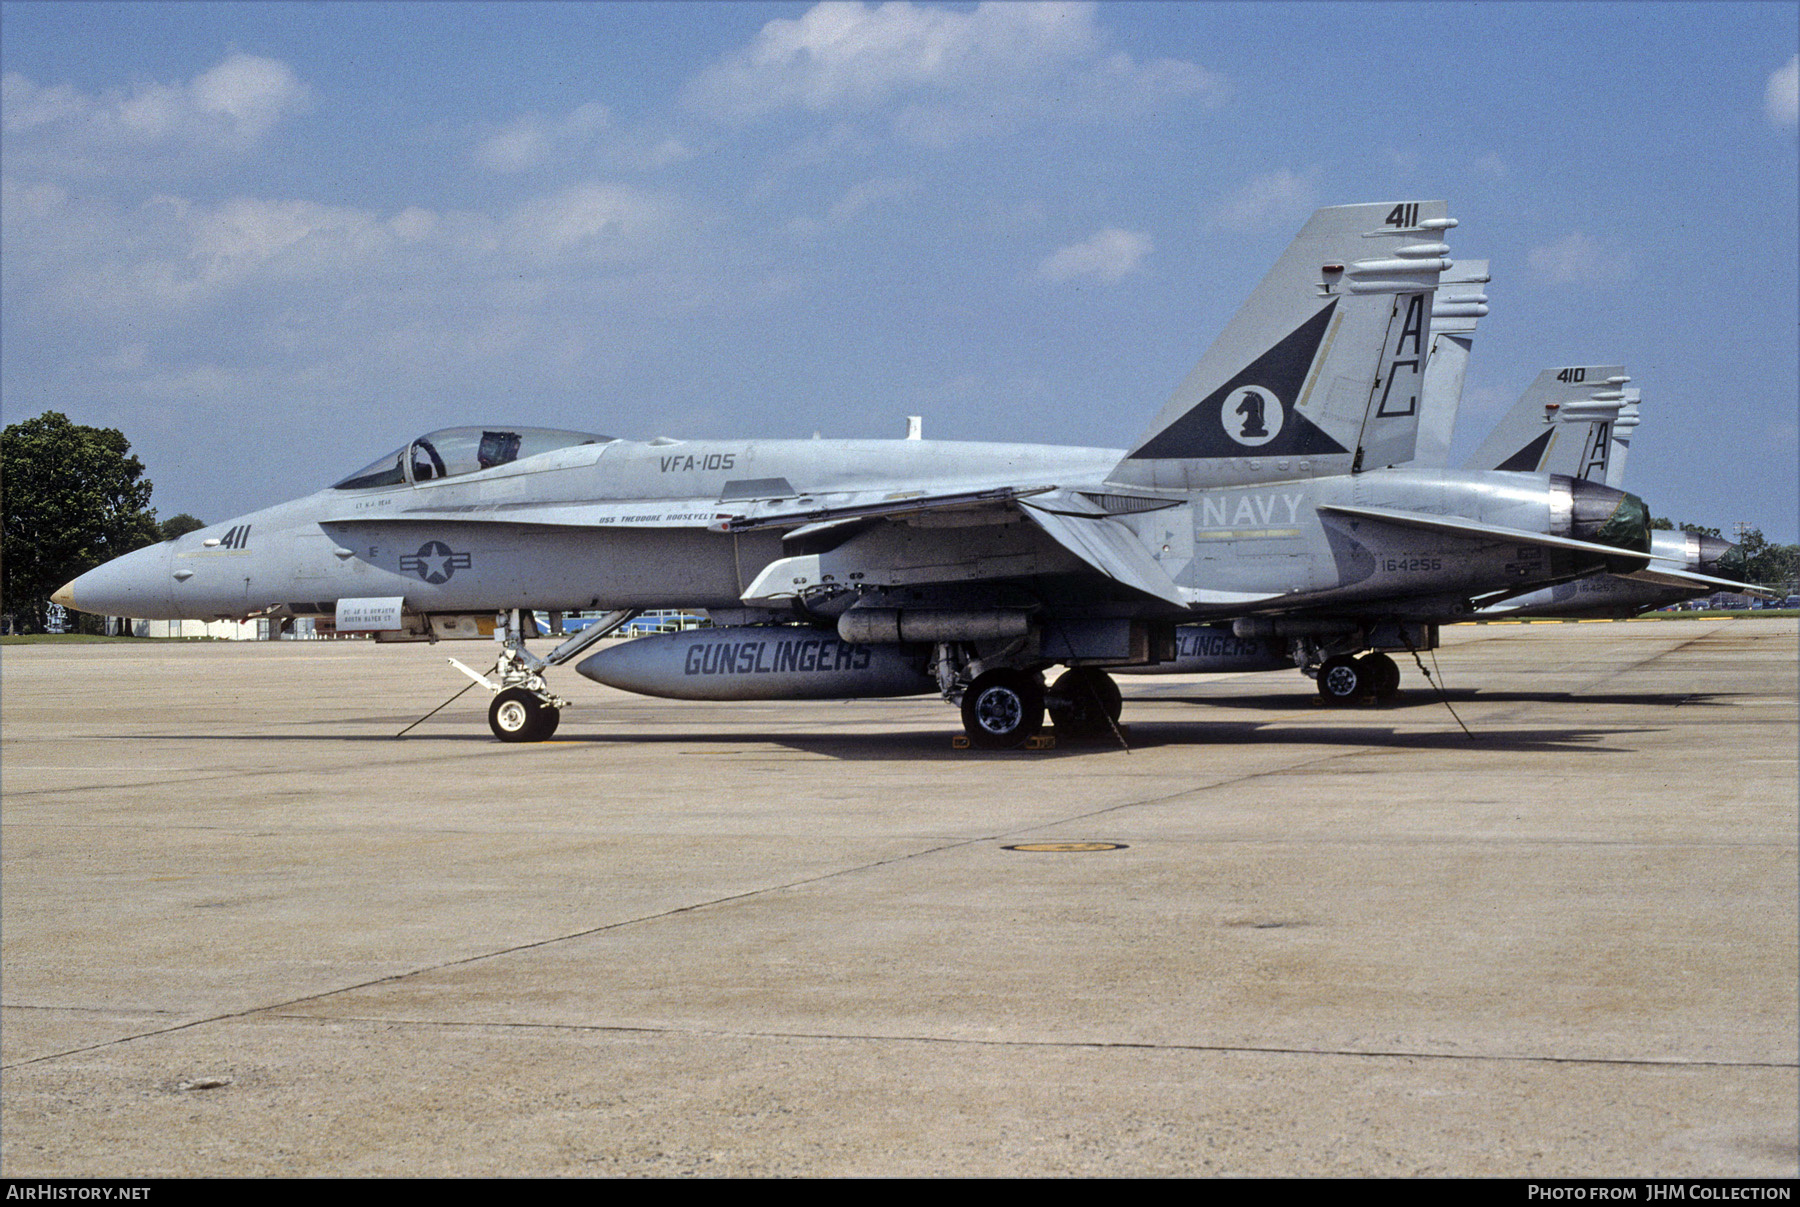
left=1314, top=651, right=1402, bottom=705
left=960, top=669, right=1045, bottom=749
left=1046, top=667, right=1123, bottom=739
left=951, top=664, right=1124, bottom=749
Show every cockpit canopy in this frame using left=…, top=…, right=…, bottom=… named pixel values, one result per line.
left=333, top=426, right=612, bottom=490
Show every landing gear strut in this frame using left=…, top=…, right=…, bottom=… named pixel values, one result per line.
left=448, top=608, right=638, bottom=741
left=932, top=641, right=1127, bottom=750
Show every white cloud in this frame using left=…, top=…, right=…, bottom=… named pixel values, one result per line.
left=827, top=176, right=918, bottom=224
left=1528, top=231, right=1632, bottom=286
left=1091, top=49, right=1227, bottom=111
left=640, top=138, right=696, bottom=170
left=1, top=54, right=309, bottom=177
left=504, top=181, right=684, bottom=264
left=1211, top=169, right=1318, bottom=231
left=690, top=1, right=1092, bottom=116
left=3, top=169, right=692, bottom=334
left=473, top=102, right=612, bottom=173
left=1471, top=151, right=1509, bottom=180
left=685, top=1, right=1224, bottom=141
left=187, top=54, right=311, bottom=143
left=1767, top=54, right=1798, bottom=127
left=388, top=207, right=439, bottom=244
left=1036, top=227, right=1151, bottom=283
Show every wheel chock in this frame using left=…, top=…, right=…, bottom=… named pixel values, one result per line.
left=951, top=733, right=1057, bottom=751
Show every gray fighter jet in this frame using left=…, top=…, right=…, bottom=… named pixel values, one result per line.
left=55, top=201, right=1657, bottom=746
left=1464, top=369, right=1759, bottom=618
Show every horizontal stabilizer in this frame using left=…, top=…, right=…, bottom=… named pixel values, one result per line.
left=1620, top=566, right=1775, bottom=596
left=1317, top=503, right=1651, bottom=569
left=1188, top=588, right=1287, bottom=606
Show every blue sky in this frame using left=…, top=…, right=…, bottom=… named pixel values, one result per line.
left=4, top=1, right=1796, bottom=540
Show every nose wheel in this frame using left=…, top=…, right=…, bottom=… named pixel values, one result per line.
left=442, top=608, right=638, bottom=742
left=489, top=687, right=561, bottom=742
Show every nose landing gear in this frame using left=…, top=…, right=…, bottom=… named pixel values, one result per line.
left=444, top=608, right=639, bottom=741
left=489, top=686, right=560, bottom=742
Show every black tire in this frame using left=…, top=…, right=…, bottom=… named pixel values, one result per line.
left=960, top=669, right=1045, bottom=749
left=1360, top=652, right=1401, bottom=699
left=1316, top=655, right=1369, bottom=705
left=1048, top=668, right=1122, bottom=737
left=490, top=687, right=553, bottom=742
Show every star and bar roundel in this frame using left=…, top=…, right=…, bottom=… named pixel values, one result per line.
left=399, top=540, right=472, bottom=584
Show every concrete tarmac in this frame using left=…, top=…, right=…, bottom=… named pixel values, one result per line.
left=2, top=618, right=1795, bottom=1177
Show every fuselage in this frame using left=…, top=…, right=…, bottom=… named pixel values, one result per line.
left=57, top=427, right=1643, bottom=631
left=57, top=435, right=1121, bottom=620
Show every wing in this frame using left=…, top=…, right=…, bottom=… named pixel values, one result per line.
left=1317, top=502, right=1653, bottom=568
left=723, top=484, right=1200, bottom=609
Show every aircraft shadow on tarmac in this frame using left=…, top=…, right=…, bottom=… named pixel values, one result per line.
left=117, top=679, right=1691, bottom=759
left=122, top=716, right=1651, bottom=759
left=759, top=722, right=1653, bottom=759
left=1141, top=688, right=1743, bottom=712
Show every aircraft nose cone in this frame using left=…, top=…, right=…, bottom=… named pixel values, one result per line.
left=55, top=542, right=176, bottom=617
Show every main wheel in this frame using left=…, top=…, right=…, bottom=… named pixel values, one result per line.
left=960, top=669, right=1045, bottom=749
left=1048, top=668, right=1122, bottom=737
left=1359, top=652, right=1401, bottom=699
left=1316, top=655, right=1369, bottom=705
left=490, top=687, right=557, bottom=742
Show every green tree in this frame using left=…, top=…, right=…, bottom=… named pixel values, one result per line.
left=1737, top=528, right=1800, bottom=594
left=1649, top=516, right=1723, bottom=538
left=158, top=513, right=206, bottom=540
left=2, top=412, right=160, bottom=633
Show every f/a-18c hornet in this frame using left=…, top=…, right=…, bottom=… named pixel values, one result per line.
left=57, top=201, right=1662, bottom=747
left=1459, top=364, right=1762, bottom=619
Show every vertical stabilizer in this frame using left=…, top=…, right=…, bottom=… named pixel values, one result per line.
left=1465, top=366, right=1630, bottom=479
left=1605, top=389, right=1639, bottom=489
left=1109, top=201, right=1454, bottom=490
left=1414, top=259, right=1490, bottom=467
